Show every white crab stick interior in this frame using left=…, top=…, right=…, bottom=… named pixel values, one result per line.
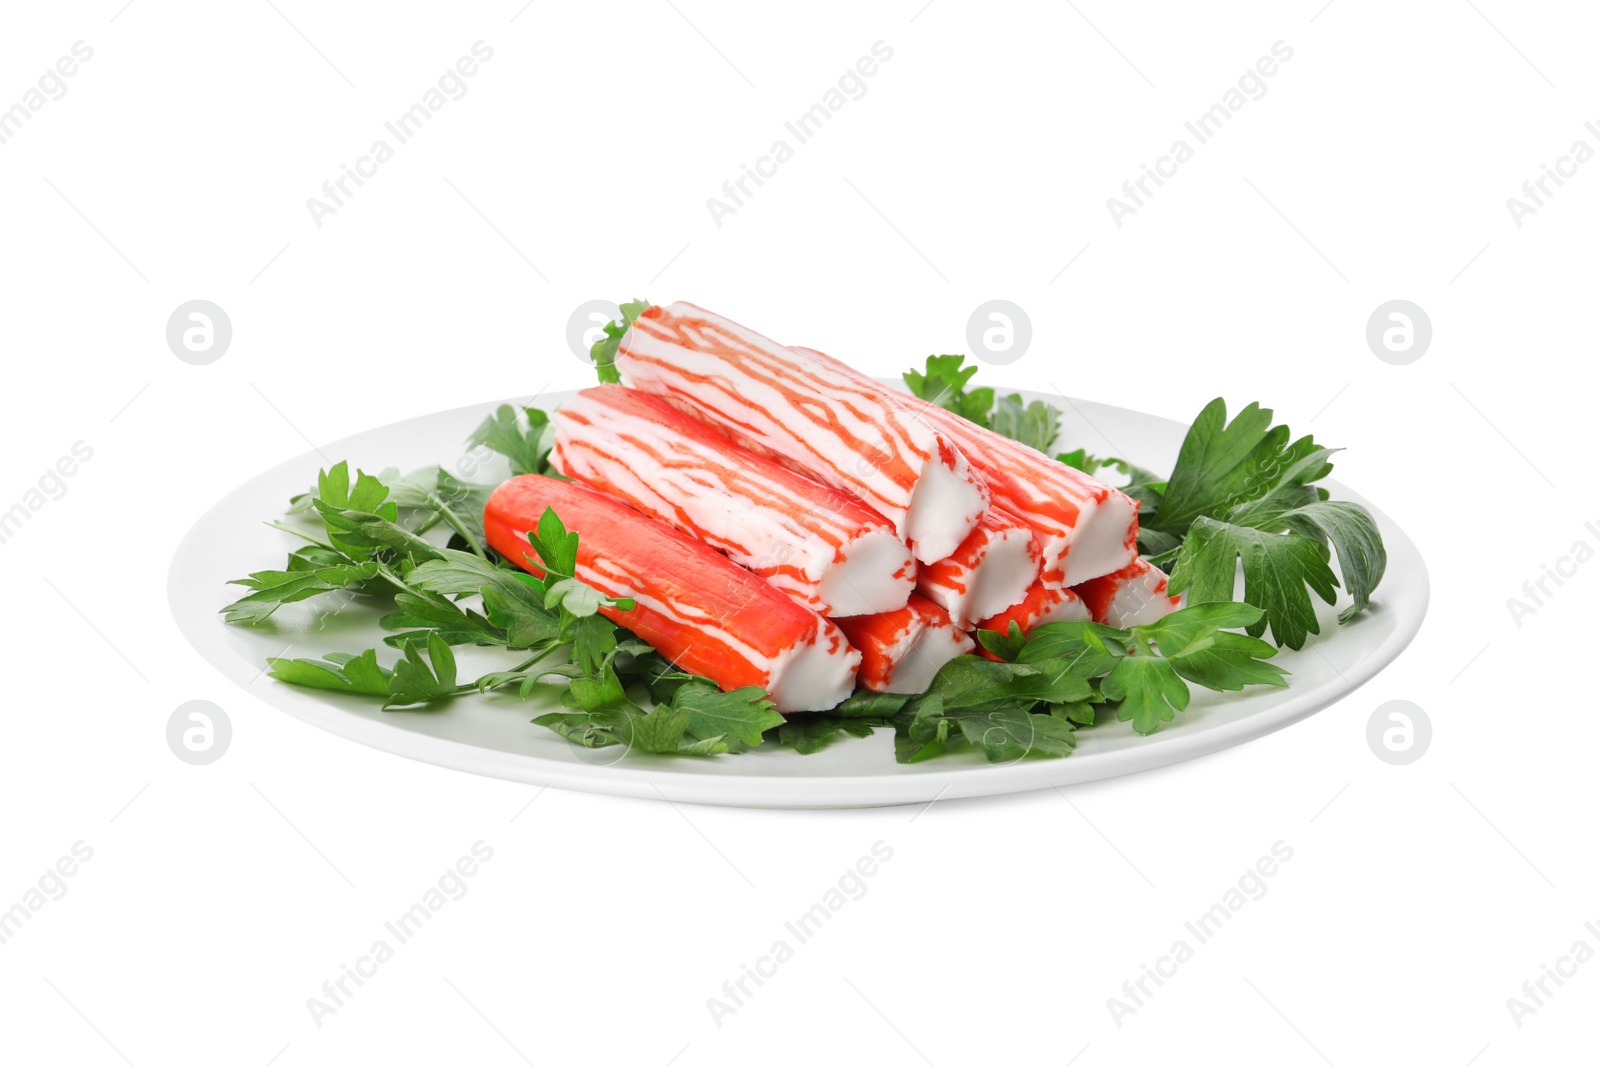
left=818, top=527, right=919, bottom=617
left=767, top=617, right=862, bottom=712
left=836, top=595, right=975, bottom=694
left=887, top=619, right=973, bottom=694
left=1051, top=491, right=1142, bottom=587
left=917, top=506, right=1041, bottom=629
left=1074, top=559, right=1181, bottom=629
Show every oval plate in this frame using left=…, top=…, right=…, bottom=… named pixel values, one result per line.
left=169, top=388, right=1428, bottom=808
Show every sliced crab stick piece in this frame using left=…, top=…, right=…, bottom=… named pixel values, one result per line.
left=790, top=346, right=1138, bottom=588
left=976, top=581, right=1092, bottom=636
left=614, top=302, right=989, bottom=563
left=551, top=385, right=914, bottom=617
left=916, top=505, right=1041, bottom=629
left=1073, top=559, right=1180, bottom=629
left=484, top=475, right=860, bottom=712
left=834, top=595, right=974, bottom=694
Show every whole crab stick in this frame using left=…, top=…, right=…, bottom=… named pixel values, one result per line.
left=551, top=385, right=915, bottom=617
left=1073, top=558, right=1181, bottom=629
left=484, top=475, right=860, bottom=712
left=614, top=302, right=989, bottom=563
left=915, top=505, right=1041, bottom=630
left=790, top=347, right=1139, bottom=588
left=834, top=595, right=974, bottom=694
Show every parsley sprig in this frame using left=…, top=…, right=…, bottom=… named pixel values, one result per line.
left=228, top=454, right=779, bottom=747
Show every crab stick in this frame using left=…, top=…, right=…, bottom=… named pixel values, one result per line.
left=916, top=505, right=1041, bottom=629
left=976, top=581, right=1092, bottom=636
left=834, top=595, right=974, bottom=694
left=484, top=475, right=860, bottom=712
left=614, top=302, right=989, bottom=563
left=551, top=385, right=915, bottom=617
left=790, top=347, right=1138, bottom=588
left=1073, top=559, right=1181, bottom=629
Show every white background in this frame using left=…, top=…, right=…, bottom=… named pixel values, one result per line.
left=0, top=1, right=1593, bottom=1063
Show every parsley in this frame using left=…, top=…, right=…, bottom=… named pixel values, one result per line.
left=1142, top=399, right=1335, bottom=537
left=989, top=394, right=1060, bottom=453
left=266, top=649, right=392, bottom=696
left=902, top=354, right=1066, bottom=451
left=1132, top=400, right=1387, bottom=649
left=231, top=455, right=777, bottom=758
left=589, top=299, right=651, bottom=384
left=1056, top=448, right=1132, bottom=478
left=903, top=354, right=996, bottom=426
left=468, top=405, right=554, bottom=477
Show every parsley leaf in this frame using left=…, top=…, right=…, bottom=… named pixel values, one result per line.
left=1142, top=399, right=1333, bottom=537
left=387, top=632, right=461, bottom=708
left=1282, top=500, right=1388, bottom=623
left=990, top=393, right=1061, bottom=452
left=974, top=621, right=1029, bottom=663
left=773, top=715, right=880, bottom=755
left=1167, top=517, right=1339, bottom=651
left=903, top=355, right=995, bottom=427
left=670, top=682, right=783, bottom=751
left=380, top=589, right=508, bottom=648
left=222, top=556, right=379, bottom=624
left=1101, top=655, right=1191, bottom=735
left=468, top=405, right=553, bottom=476
left=267, top=649, right=392, bottom=695
left=589, top=299, right=651, bottom=384
left=1057, top=448, right=1132, bottom=478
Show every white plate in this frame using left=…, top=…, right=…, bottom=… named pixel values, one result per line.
left=169, top=388, right=1429, bottom=809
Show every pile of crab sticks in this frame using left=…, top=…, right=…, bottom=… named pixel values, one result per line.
left=484, top=301, right=1179, bottom=713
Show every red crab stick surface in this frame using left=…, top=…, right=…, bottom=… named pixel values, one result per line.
left=834, top=595, right=974, bottom=694
left=915, top=505, right=1041, bottom=630
left=551, top=386, right=915, bottom=617
left=1073, top=559, right=1181, bottom=629
left=484, top=475, right=860, bottom=713
left=976, top=580, right=1092, bottom=634
left=790, top=347, right=1138, bottom=588
left=614, top=303, right=989, bottom=564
